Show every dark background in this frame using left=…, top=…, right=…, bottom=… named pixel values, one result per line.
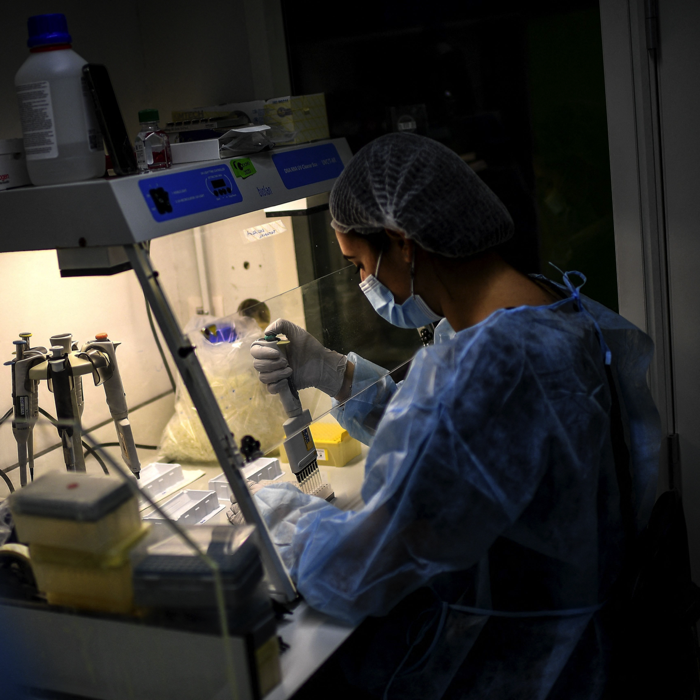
left=281, top=0, right=617, bottom=311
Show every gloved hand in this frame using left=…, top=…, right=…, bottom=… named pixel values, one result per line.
left=251, top=318, right=348, bottom=398
left=226, top=479, right=273, bottom=526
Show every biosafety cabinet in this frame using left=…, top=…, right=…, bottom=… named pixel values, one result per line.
left=0, top=139, right=422, bottom=699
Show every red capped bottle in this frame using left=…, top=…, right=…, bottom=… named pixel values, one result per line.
left=134, top=109, right=172, bottom=172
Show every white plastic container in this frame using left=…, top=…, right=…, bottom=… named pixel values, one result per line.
left=9, top=471, right=141, bottom=553
left=0, top=139, right=30, bottom=190
left=14, top=13, right=104, bottom=186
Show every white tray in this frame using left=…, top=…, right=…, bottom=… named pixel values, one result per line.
left=209, top=457, right=283, bottom=502
left=139, top=463, right=184, bottom=500
left=143, top=490, right=224, bottom=525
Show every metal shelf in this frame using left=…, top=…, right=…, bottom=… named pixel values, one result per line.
left=0, top=138, right=351, bottom=252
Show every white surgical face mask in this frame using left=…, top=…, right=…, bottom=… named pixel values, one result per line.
left=359, top=248, right=442, bottom=329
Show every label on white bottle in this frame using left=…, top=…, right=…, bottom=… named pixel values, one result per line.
left=80, top=76, right=104, bottom=152
left=16, top=81, right=58, bottom=160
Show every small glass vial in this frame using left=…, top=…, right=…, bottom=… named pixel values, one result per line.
left=135, top=109, right=171, bottom=172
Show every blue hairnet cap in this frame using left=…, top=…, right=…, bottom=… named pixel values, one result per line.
left=330, top=133, right=514, bottom=258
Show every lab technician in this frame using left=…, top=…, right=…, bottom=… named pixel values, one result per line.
left=239, top=133, right=661, bottom=699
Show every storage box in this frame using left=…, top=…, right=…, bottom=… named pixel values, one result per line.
left=172, top=100, right=265, bottom=125
left=263, top=94, right=329, bottom=145
left=0, top=138, right=30, bottom=190
left=29, top=526, right=149, bottom=614
left=10, top=472, right=141, bottom=553
left=311, top=422, right=362, bottom=466
left=132, top=524, right=281, bottom=694
left=170, top=126, right=273, bottom=164
left=132, top=525, right=263, bottom=608
left=171, top=138, right=221, bottom=164
left=172, top=94, right=329, bottom=147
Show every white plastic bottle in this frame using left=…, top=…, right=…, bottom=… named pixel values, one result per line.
left=14, top=14, right=104, bottom=186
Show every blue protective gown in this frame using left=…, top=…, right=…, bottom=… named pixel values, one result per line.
left=253, top=275, right=661, bottom=699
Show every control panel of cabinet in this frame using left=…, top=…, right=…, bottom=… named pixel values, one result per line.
left=139, top=164, right=242, bottom=222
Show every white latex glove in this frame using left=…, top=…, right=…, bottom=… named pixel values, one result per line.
left=250, top=318, right=348, bottom=398
left=226, top=479, right=273, bottom=526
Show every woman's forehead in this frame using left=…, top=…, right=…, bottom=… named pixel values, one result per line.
left=335, top=231, right=371, bottom=257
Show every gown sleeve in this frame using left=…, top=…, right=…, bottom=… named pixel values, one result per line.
left=256, top=328, right=558, bottom=626
left=331, top=352, right=399, bottom=446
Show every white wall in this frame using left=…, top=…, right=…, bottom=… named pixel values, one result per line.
left=0, top=1, right=293, bottom=493
left=0, top=250, right=175, bottom=487
left=150, top=212, right=301, bottom=325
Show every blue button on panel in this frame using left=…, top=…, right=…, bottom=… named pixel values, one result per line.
left=272, top=143, right=344, bottom=190
left=139, top=164, right=243, bottom=222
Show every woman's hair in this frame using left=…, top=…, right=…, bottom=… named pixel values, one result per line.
left=330, top=133, right=513, bottom=258
left=352, top=227, right=486, bottom=266
left=361, top=229, right=390, bottom=252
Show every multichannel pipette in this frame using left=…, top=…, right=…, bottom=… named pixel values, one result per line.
left=258, top=334, right=333, bottom=500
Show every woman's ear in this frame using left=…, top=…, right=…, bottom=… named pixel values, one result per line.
left=385, top=229, right=414, bottom=264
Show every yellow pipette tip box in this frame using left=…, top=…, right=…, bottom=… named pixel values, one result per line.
left=29, top=526, right=149, bottom=614
left=282, top=422, right=361, bottom=467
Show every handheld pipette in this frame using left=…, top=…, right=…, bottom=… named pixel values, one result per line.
left=4, top=334, right=47, bottom=485
left=80, top=333, right=141, bottom=478
left=21, top=331, right=141, bottom=479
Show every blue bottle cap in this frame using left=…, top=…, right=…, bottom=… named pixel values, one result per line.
left=27, top=13, right=72, bottom=49
left=202, top=323, right=238, bottom=344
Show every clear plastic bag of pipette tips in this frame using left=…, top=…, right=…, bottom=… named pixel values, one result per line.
left=264, top=124, right=298, bottom=145
left=158, top=312, right=292, bottom=464
left=218, top=127, right=274, bottom=156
